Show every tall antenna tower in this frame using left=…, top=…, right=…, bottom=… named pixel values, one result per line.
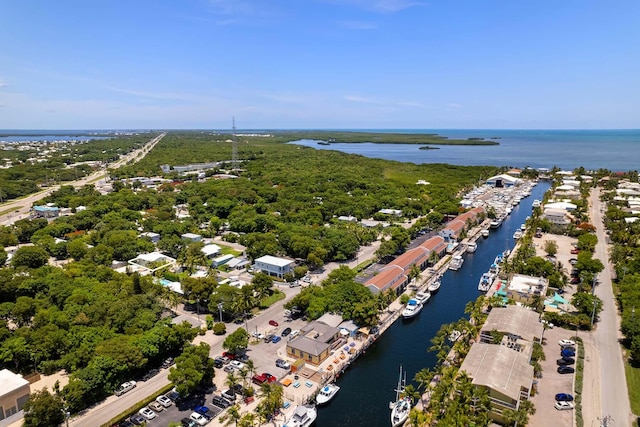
left=231, top=116, right=238, bottom=170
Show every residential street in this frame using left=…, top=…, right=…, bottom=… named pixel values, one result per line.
left=589, top=187, right=632, bottom=426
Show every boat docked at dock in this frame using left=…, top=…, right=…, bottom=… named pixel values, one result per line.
left=448, top=255, right=464, bottom=271
left=466, top=242, right=477, bottom=253
left=316, top=383, right=340, bottom=405
left=481, top=229, right=490, bottom=238
left=489, top=218, right=502, bottom=228
left=390, top=366, right=411, bottom=427
left=478, top=272, right=495, bottom=292
left=402, top=299, right=423, bottom=319
left=513, top=230, right=523, bottom=239
left=285, top=404, right=317, bottom=427
left=414, top=290, right=432, bottom=304
left=427, top=276, right=441, bottom=293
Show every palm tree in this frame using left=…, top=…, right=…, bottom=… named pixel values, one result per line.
left=244, top=359, right=256, bottom=378
left=408, top=264, right=422, bottom=287
left=402, top=384, right=422, bottom=405
left=237, top=412, right=256, bottom=427
left=220, top=404, right=242, bottom=427
left=237, top=367, right=249, bottom=389
left=407, top=408, right=429, bottom=427
left=225, top=371, right=239, bottom=391
left=414, top=367, right=436, bottom=408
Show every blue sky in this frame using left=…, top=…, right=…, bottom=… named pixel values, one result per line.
left=1, top=0, right=639, bottom=129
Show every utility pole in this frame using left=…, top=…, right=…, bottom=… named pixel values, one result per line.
left=218, top=302, right=223, bottom=323
left=590, top=300, right=597, bottom=329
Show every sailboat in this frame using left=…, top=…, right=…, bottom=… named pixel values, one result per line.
left=389, top=366, right=411, bottom=427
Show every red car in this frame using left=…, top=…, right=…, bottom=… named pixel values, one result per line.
left=570, top=248, right=579, bottom=254
left=268, top=320, right=279, bottom=327
left=222, top=352, right=237, bottom=360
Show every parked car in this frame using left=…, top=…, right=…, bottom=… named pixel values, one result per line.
left=252, top=332, right=265, bottom=340
left=561, top=348, right=576, bottom=358
left=221, top=389, right=236, bottom=402
left=557, top=366, right=575, bottom=374
left=138, top=407, right=157, bottom=420
left=156, top=395, right=173, bottom=407
left=555, top=393, right=574, bottom=402
left=222, top=351, right=237, bottom=360
left=195, top=405, right=213, bottom=420
left=269, top=319, right=279, bottom=327
left=558, top=339, right=576, bottom=347
left=214, top=358, right=225, bottom=368
left=570, top=277, right=581, bottom=284
left=571, top=248, right=580, bottom=254
left=271, top=335, right=282, bottom=343
left=141, top=368, right=160, bottom=381
left=148, top=401, right=164, bottom=412
left=115, top=381, right=137, bottom=396
left=275, top=359, right=291, bottom=370
left=555, top=401, right=575, bottom=410
left=281, top=327, right=292, bottom=337
left=231, top=383, right=244, bottom=395
left=190, top=412, right=209, bottom=426
left=129, top=414, right=146, bottom=425
left=569, top=258, right=578, bottom=265
left=223, top=365, right=234, bottom=373
left=181, top=417, right=197, bottom=427
left=289, top=329, right=300, bottom=339
left=264, top=334, right=275, bottom=343
left=212, top=395, right=232, bottom=409
left=162, top=357, right=175, bottom=368
left=230, top=360, right=245, bottom=370
left=119, top=421, right=135, bottom=427
left=556, top=357, right=575, bottom=366
left=166, top=389, right=181, bottom=401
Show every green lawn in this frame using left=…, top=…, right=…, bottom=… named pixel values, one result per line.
left=219, top=244, right=243, bottom=257
left=625, top=360, right=640, bottom=416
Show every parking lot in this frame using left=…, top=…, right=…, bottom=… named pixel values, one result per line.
left=528, top=324, right=577, bottom=426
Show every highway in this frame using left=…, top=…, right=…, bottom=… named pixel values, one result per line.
left=589, top=187, right=632, bottom=426
left=0, top=132, right=165, bottom=227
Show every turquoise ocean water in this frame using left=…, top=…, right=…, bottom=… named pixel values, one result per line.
left=289, top=129, right=640, bottom=171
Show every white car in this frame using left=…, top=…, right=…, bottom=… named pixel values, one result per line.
left=115, top=380, right=137, bottom=396
left=156, top=394, right=173, bottom=407
left=139, top=407, right=157, bottom=420
left=190, top=411, right=209, bottom=425
left=230, top=360, right=245, bottom=370
left=554, top=401, right=575, bottom=411
left=558, top=339, right=576, bottom=347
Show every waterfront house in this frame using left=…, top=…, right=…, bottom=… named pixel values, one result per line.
left=459, top=344, right=534, bottom=424
left=542, top=207, right=572, bottom=227
left=479, top=305, right=544, bottom=347
left=364, top=265, right=408, bottom=294
left=439, top=219, right=466, bottom=241
left=420, top=235, right=447, bottom=259
left=253, top=255, right=294, bottom=279
left=499, top=274, right=548, bottom=307
left=391, top=247, right=431, bottom=273
left=286, top=320, right=341, bottom=366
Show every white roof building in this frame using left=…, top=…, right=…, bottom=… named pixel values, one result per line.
left=544, top=201, right=577, bottom=211
left=201, top=244, right=222, bottom=257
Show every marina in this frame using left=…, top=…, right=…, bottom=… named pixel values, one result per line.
left=316, top=180, right=550, bottom=426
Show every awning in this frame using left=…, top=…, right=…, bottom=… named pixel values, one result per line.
left=358, top=327, right=371, bottom=335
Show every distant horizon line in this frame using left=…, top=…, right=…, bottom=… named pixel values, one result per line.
left=1, top=127, right=639, bottom=132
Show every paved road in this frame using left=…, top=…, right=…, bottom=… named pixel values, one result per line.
left=0, top=132, right=165, bottom=227
left=589, top=187, right=632, bottom=426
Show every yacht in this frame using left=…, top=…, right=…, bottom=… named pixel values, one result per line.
left=513, top=230, right=523, bottom=239
left=389, top=367, right=411, bottom=427
left=427, top=276, right=441, bottom=293
left=489, top=218, right=502, bottom=228
left=478, top=272, right=495, bottom=292
left=448, top=255, right=464, bottom=271
left=532, top=199, right=541, bottom=208
left=466, top=242, right=477, bottom=253
left=286, top=405, right=317, bottom=427
left=414, top=291, right=432, bottom=304
left=316, top=383, right=340, bottom=405
left=481, top=229, right=490, bottom=238
left=402, top=299, right=423, bottom=319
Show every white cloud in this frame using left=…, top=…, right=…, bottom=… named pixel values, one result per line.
left=0, top=79, right=7, bottom=88
left=446, top=102, right=461, bottom=109
left=336, top=20, right=378, bottom=30
left=372, top=0, right=424, bottom=13
left=344, top=95, right=381, bottom=104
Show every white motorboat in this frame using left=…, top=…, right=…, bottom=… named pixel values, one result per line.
left=478, top=272, right=495, bottom=292
left=448, top=255, right=464, bottom=271
left=449, top=330, right=462, bottom=342
left=285, top=405, right=317, bottom=427
left=316, top=383, right=340, bottom=405
left=414, top=291, right=432, bottom=304
left=489, top=218, right=502, bottom=228
left=481, top=229, right=490, bottom=238
left=520, top=223, right=527, bottom=231
left=466, top=242, right=477, bottom=253
left=513, top=230, right=523, bottom=239
left=532, top=199, right=541, bottom=208
left=390, top=366, right=411, bottom=427
left=427, top=276, right=441, bottom=293
left=402, top=299, right=423, bottom=319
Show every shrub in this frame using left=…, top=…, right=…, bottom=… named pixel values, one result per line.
left=213, top=322, right=226, bottom=335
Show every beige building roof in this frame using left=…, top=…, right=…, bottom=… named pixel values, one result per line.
left=459, top=344, right=534, bottom=402
left=315, top=313, right=344, bottom=328
left=0, top=369, right=29, bottom=397
left=287, top=336, right=332, bottom=357
left=481, top=305, right=544, bottom=343
left=300, top=321, right=340, bottom=343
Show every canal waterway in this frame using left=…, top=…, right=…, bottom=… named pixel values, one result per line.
left=316, top=181, right=551, bottom=426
